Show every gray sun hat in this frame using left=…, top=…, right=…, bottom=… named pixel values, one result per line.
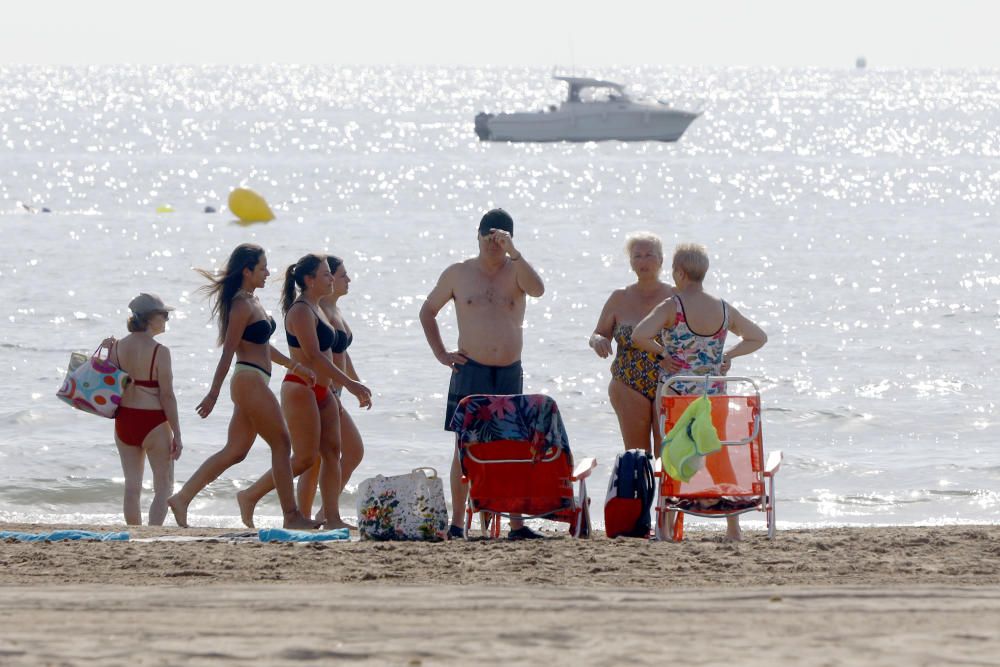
left=128, top=292, right=175, bottom=316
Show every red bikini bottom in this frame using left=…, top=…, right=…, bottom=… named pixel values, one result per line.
left=115, top=406, right=168, bottom=447
left=283, top=373, right=330, bottom=405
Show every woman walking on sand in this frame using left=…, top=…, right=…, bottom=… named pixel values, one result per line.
left=236, top=253, right=372, bottom=530
left=104, top=292, right=182, bottom=525
left=295, top=255, right=367, bottom=522
left=167, top=243, right=316, bottom=529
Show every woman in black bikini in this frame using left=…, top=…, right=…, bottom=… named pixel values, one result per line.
left=104, top=292, right=182, bottom=525
left=167, top=243, right=316, bottom=529
left=296, top=255, right=367, bottom=521
left=236, top=253, right=372, bottom=530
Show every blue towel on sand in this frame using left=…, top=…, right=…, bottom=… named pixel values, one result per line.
left=0, top=530, right=129, bottom=542
left=257, top=527, right=350, bottom=542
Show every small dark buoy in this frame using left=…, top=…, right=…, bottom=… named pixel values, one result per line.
left=204, top=206, right=217, bottom=213
left=41, top=207, right=51, bottom=213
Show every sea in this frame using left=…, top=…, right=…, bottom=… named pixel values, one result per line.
left=1, top=65, right=998, bottom=530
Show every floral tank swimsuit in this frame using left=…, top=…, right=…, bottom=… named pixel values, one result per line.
left=659, top=296, right=729, bottom=396
left=610, top=324, right=660, bottom=401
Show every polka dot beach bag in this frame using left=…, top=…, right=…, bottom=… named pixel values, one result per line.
left=56, top=346, right=131, bottom=419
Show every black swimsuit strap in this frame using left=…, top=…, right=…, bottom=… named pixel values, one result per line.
left=287, top=300, right=335, bottom=348
left=674, top=295, right=727, bottom=337
left=290, top=299, right=323, bottom=321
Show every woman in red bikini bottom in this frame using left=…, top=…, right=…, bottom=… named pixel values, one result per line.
left=237, top=253, right=372, bottom=530
left=167, top=244, right=317, bottom=530
left=105, top=292, right=182, bottom=525
left=295, top=255, right=366, bottom=522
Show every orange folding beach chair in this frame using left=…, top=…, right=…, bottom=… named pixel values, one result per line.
left=450, top=394, right=597, bottom=539
left=655, top=376, right=782, bottom=541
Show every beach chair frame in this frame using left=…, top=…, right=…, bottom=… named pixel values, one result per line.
left=654, top=376, right=782, bottom=541
left=461, top=451, right=597, bottom=539
left=453, top=394, right=597, bottom=540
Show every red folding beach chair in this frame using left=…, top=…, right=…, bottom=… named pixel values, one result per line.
left=450, top=394, right=597, bottom=539
left=655, top=376, right=782, bottom=541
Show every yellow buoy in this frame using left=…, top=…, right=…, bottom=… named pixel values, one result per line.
left=228, top=188, right=275, bottom=223
left=156, top=204, right=174, bottom=213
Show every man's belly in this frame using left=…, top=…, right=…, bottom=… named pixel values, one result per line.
left=457, top=321, right=523, bottom=366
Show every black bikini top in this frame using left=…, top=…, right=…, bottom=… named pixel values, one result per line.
left=242, top=316, right=276, bottom=345
left=330, top=330, right=353, bottom=354
left=286, top=302, right=341, bottom=352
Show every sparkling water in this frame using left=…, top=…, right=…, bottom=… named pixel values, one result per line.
left=1, top=65, right=998, bottom=528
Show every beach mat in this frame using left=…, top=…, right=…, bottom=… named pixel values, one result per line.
left=130, top=535, right=258, bottom=544
left=258, top=527, right=350, bottom=542
left=128, top=530, right=353, bottom=544
left=2, top=529, right=350, bottom=544
left=0, top=530, right=129, bottom=542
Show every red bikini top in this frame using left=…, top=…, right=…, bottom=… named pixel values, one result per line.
left=131, top=344, right=160, bottom=388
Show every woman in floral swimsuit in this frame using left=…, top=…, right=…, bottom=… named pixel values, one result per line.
left=589, top=232, right=676, bottom=453
left=633, top=242, right=768, bottom=540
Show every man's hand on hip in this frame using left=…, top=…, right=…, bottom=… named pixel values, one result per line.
left=437, top=350, right=469, bottom=372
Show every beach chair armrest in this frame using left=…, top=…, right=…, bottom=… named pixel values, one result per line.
left=571, top=457, right=597, bottom=481
left=764, top=450, right=783, bottom=476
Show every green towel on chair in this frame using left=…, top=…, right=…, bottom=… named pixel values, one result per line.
left=662, top=394, right=722, bottom=482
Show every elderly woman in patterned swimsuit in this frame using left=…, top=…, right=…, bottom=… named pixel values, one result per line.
left=589, top=232, right=677, bottom=454
left=633, top=242, right=768, bottom=540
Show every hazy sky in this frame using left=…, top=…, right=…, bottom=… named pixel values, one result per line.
left=3, top=1, right=997, bottom=68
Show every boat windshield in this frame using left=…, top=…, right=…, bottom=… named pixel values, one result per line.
left=555, top=77, right=631, bottom=104
left=576, top=87, right=631, bottom=103
left=569, top=86, right=629, bottom=102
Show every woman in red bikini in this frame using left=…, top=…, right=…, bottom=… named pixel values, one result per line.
left=296, top=255, right=366, bottom=521
left=237, top=253, right=372, bottom=530
left=167, top=243, right=316, bottom=529
left=105, top=292, right=182, bottom=525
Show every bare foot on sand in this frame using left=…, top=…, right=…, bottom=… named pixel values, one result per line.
left=320, top=519, right=356, bottom=531
left=167, top=495, right=188, bottom=528
left=284, top=511, right=322, bottom=530
left=724, top=518, right=743, bottom=542
left=236, top=490, right=256, bottom=529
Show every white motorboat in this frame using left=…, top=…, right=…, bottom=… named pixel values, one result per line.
left=475, top=76, right=700, bottom=143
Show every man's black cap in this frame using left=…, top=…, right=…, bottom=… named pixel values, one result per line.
left=478, top=208, right=514, bottom=237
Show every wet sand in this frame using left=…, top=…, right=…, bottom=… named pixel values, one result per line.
left=2, top=523, right=999, bottom=665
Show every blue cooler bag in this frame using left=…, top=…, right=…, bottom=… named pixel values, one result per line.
left=604, top=449, right=654, bottom=538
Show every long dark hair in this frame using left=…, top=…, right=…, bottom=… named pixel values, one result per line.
left=281, top=254, right=326, bottom=315
left=196, top=243, right=265, bottom=345
left=326, top=255, right=343, bottom=275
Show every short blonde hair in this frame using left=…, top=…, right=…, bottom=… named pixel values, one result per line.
left=624, top=231, right=663, bottom=261
left=672, top=243, right=710, bottom=282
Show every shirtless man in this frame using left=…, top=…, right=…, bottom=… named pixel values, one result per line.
left=419, top=209, right=545, bottom=540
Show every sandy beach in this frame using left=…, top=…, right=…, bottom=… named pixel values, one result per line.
left=2, top=523, right=999, bottom=665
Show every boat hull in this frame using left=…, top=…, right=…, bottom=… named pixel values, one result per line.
left=476, top=106, right=699, bottom=143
